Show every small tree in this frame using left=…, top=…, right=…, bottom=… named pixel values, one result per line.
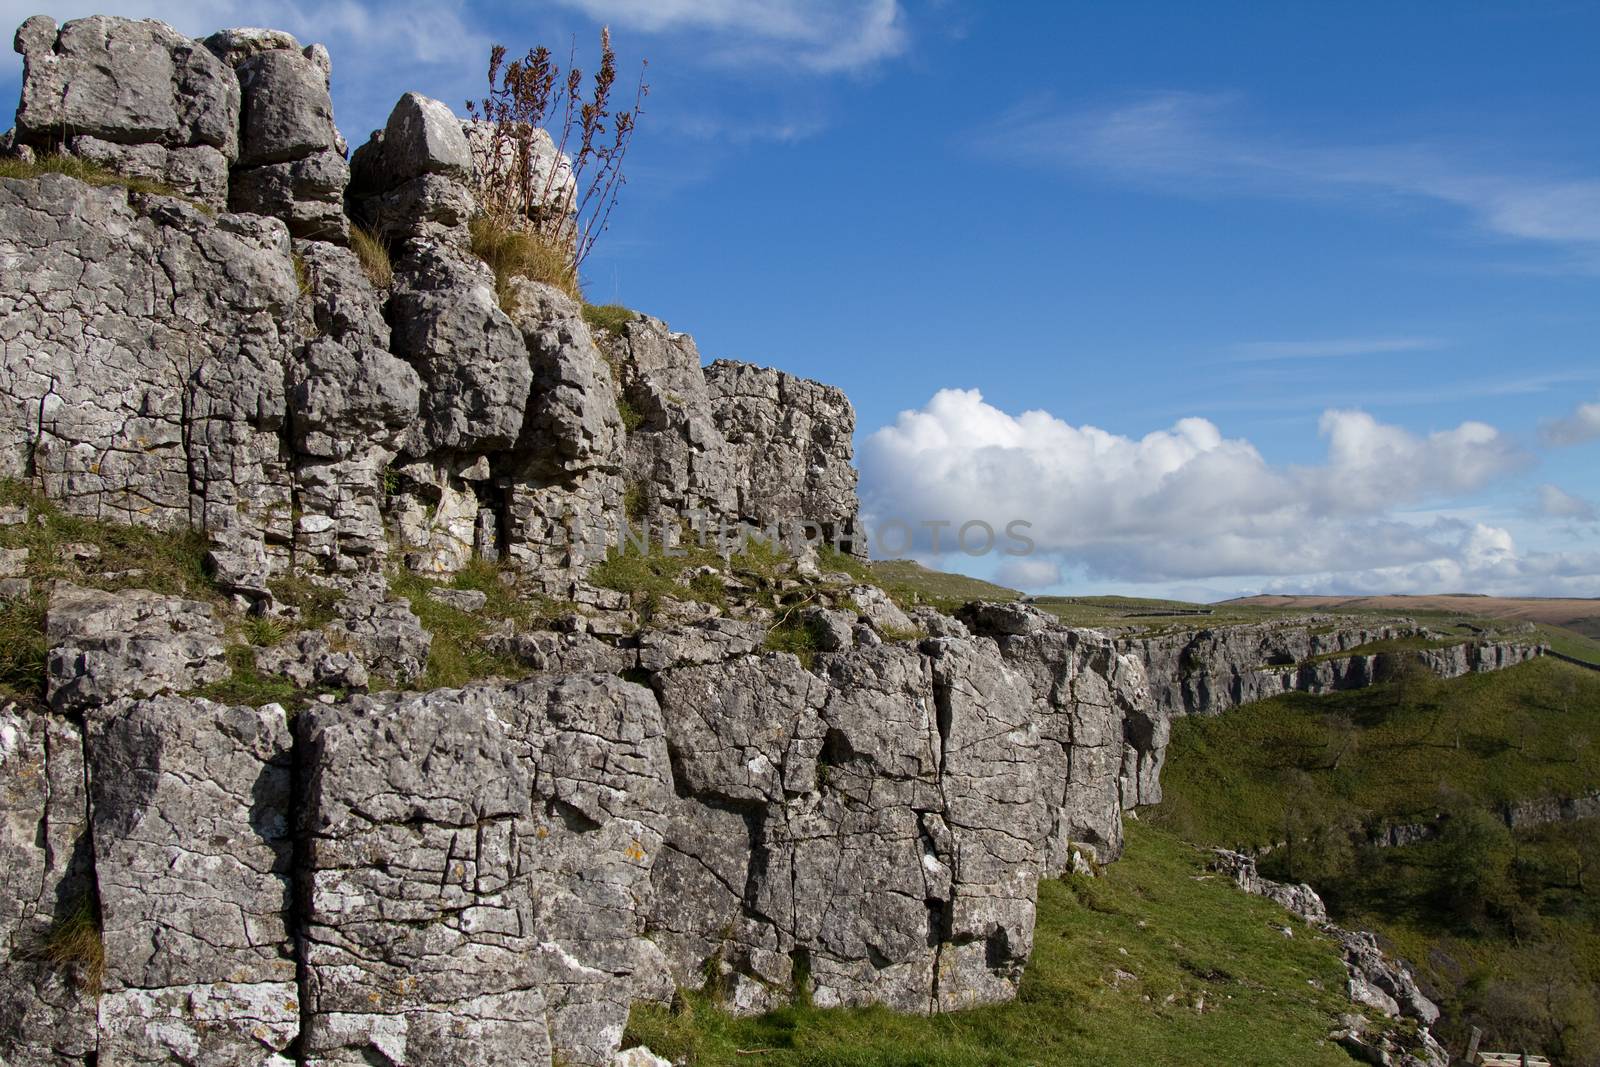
left=466, top=29, right=647, bottom=273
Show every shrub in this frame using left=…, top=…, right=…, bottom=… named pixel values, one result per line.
left=469, top=215, right=581, bottom=307
left=348, top=225, right=394, bottom=288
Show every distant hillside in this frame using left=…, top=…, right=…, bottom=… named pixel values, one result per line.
left=1230, top=594, right=1600, bottom=664
left=1152, top=657, right=1600, bottom=1063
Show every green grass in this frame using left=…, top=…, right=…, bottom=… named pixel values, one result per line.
left=195, top=643, right=302, bottom=707
left=583, top=302, right=637, bottom=335
left=0, top=479, right=220, bottom=704
left=624, top=823, right=1372, bottom=1066
left=390, top=559, right=556, bottom=689
left=0, top=152, right=182, bottom=200
left=868, top=559, right=1019, bottom=614
left=1151, top=659, right=1600, bottom=1060
left=1151, top=657, right=1600, bottom=850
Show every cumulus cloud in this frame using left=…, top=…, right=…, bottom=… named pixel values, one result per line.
left=1259, top=523, right=1600, bottom=598
left=546, top=0, right=907, bottom=72
left=859, top=389, right=1531, bottom=584
left=1536, top=484, right=1597, bottom=522
left=1541, top=398, right=1600, bottom=447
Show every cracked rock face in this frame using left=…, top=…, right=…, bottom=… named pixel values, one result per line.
left=297, top=676, right=673, bottom=1066
left=87, top=695, right=298, bottom=1065
left=648, top=638, right=1055, bottom=1014
left=0, top=708, right=97, bottom=1065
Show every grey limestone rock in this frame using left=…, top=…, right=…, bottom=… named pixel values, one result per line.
left=289, top=240, right=420, bottom=575
left=298, top=676, right=673, bottom=1066
left=349, top=95, right=480, bottom=246
left=0, top=174, right=300, bottom=593
left=14, top=15, right=240, bottom=158
left=0, top=708, right=97, bottom=1065
left=985, top=624, right=1155, bottom=866
left=352, top=92, right=474, bottom=189
left=705, top=359, right=863, bottom=556
left=234, top=47, right=338, bottom=166
left=253, top=628, right=369, bottom=690
left=45, top=582, right=229, bottom=712
left=331, top=588, right=432, bottom=685
left=849, top=583, right=915, bottom=635
left=650, top=638, right=1053, bottom=1014
left=1123, top=619, right=1546, bottom=718
left=86, top=695, right=298, bottom=1064
left=390, top=241, right=532, bottom=457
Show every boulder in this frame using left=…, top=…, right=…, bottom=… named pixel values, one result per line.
left=234, top=47, right=337, bottom=165
left=14, top=16, right=239, bottom=157
left=389, top=242, right=532, bottom=456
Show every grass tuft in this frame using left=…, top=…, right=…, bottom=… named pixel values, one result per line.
left=582, top=302, right=637, bottom=335
left=196, top=644, right=301, bottom=707
left=469, top=215, right=582, bottom=308
left=349, top=224, right=394, bottom=288
left=390, top=559, right=559, bottom=689
left=25, top=893, right=104, bottom=993
left=0, top=152, right=204, bottom=208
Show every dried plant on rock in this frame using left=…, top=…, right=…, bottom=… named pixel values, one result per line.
left=466, top=28, right=646, bottom=273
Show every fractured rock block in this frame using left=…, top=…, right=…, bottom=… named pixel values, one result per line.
left=45, top=583, right=229, bottom=712
left=298, top=676, right=674, bottom=1066
left=86, top=695, right=298, bottom=1064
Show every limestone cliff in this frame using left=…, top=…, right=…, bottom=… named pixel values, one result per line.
left=0, top=15, right=1536, bottom=1066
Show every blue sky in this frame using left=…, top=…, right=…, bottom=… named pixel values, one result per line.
left=5, top=1, right=1599, bottom=599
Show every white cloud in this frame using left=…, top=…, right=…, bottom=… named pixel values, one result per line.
left=983, top=91, right=1600, bottom=254
left=1536, top=484, right=1597, bottom=522
left=993, top=558, right=1062, bottom=592
left=1541, top=397, right=1600, bottom=447
left=1259, top=525, right=1600, bottom=598
left=859, top=389, right=1531, bottom=584
left=546, top=0, right=906, bottom=72
left=1229, top=337, right=1443, bottom=362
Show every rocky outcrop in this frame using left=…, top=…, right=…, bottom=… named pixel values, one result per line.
left=606, top=316, right=864, bottom=557
left=1211, top=850, right=1447, bottom=1067
left=1122, top=619, right=1544, bottom=718
left=4, top=15, right=865, bottom=603
left=0, top=13, right=1486, bottom=1066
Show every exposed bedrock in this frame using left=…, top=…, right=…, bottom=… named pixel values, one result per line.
left=1121, top=618, right=1545, bottom=718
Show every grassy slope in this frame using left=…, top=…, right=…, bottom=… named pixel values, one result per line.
left=1151, top=658, right=1600, bottom=1060
left=626, top=824, right=1370, bottom=1066
left=1152, top=657, right=1600, bottom=848
left=868, top=559, right=1021, bottom=613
